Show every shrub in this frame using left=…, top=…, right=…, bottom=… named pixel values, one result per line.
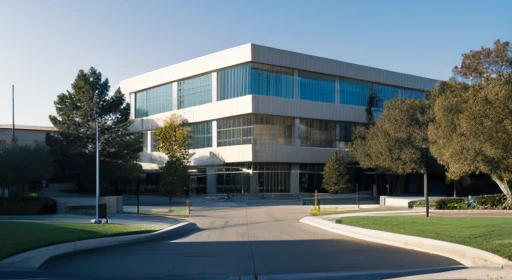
left=0, top=196, right=57, bottom=215
left=435, top=198, right=466, bottom=210
left=473, top=194, right=507, bottom=209
left=310, top=205, right=321, bottom=216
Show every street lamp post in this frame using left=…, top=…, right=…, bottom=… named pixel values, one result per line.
left=95, top=117, right=99, bottom=221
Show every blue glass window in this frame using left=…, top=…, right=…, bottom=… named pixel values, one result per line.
left=177, top=74, right=212, bottom=109
left=218, top=64, right=251, bottom=100
left=297, top=71, right=335, bottom=103
left=339, top=80, right=372, bottom=107
left=401, top=89, right=425, bottom=99
left=374, top=84, right=400, bottom=108
left=218, top=63, right=294, bottom=101
left=250, top=64, right=294, bottom=99
left=135, top=84, right=172, bottom=118
left=190, top=121, right=212, bottom=149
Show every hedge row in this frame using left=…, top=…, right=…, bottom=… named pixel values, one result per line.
left=0, top=196, right=57, bottom=215
left=409, top=194, right=510, bottom=210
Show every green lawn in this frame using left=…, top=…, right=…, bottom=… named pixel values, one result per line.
left=337, top=216, right=512, bottom=260
left=318, top=206, right=407, bottom=216
left=0, top=221, right=159, bottom=260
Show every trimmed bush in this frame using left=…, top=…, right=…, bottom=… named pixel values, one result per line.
left=0, top=196, right=57, bottom=215
left=473, top=194, right=507, bottom=209
left=310, top=205, right=321, bottom=216
left=435, top=198, right=466, bottom=210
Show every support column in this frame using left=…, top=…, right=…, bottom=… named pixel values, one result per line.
left=211, top=72, right=217, bottom=103
left=206, top=167, right=217, bottom=194
left=172, top=82, right=178, bottom=111
left=293, top=70, right=299, bottom=99
left=335, top=77, right=340, bottom=104
left=147, top=131, right=152, bottom=153
left=130, top=93, right=135, bottom=119
left=250, top=172, right=259, bottom=194
left=290, top=164, right=300, bottom=194
left=294, top=118, right=301, bottom=146
left=212, top=120, right=217, bottom=148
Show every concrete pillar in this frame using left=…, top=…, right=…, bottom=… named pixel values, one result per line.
left=212, top=120, right=217, bottom=148
left=293, top=70, right=299, bottom=99
left=290, top=164, right=300, bottom=194
left=335, top=77, right=340, bottom=104
left=294, top=118, right=301, bottom=146
left=147, top=131, right=152, bottom=153
left=172, top=82, right=178, bottom=111
left=250, top=172, right=259, bottom=194
left=211, top=72, right=217, bottom=103
left=206, top=167, right=217, bottom=194
left=130, top=93, right=135, bottom=119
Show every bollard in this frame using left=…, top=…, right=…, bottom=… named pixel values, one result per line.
left=186, top=199, right=190, bottom=215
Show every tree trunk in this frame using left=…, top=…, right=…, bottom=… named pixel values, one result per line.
left=494, top=178, right=512, bottom=201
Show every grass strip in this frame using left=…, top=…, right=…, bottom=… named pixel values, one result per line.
left=0, top=221, right=159, bottom=259
left=338, top=216, right=512, bottom=260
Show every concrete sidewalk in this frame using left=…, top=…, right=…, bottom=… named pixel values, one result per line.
left=0, top=213, right=181, bottom=229
left=390, top=267, right=512, bottom=279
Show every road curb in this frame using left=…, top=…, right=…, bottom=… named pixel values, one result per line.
left=300, top=215, right=512, bottom=269
left=0, top=221, right=198, bottom=269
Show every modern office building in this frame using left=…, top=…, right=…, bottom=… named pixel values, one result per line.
left=119, top=44, right=437, bottom=195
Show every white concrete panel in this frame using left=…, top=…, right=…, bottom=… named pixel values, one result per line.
left=120, top=44, right=252, bottom=95
left=253, top=145, right=336, bottom=164
left=252, top=95, right=366, bottom=123
left=190, top=145, right=252, bottom=167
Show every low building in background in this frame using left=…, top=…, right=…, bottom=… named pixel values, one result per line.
left=0, top=124, right=56, bottom=147
left=120, top=44, right=437, bottom=195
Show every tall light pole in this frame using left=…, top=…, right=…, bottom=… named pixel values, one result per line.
left=12, top=85, right=15, bottom=145
left=95, top=117, right=100, bottom=221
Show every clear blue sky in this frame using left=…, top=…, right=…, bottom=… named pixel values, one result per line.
left=1, top=0, right=510, bottom=126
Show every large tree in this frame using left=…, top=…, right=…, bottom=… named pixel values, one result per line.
left=0, top=142, right=53, bottom=198
left=155, top=115, right=191, bottom=198
left=351, top=98, right=429, bottom=174
left=453, top=39, right=511, bottom=82
left=350, top=98, right=429, bottom=195
left=429, top=77, right=512, bottom=201
left=322, top=151, right=350, bottom=194
left=430, top=39, right=512, bottom=203
left=46, top=67, right=142, bottom=193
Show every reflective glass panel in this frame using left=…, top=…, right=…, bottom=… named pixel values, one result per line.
left=178, top=74, right=212, bottom=109
left=135, top=83, right=172, bottom=118
left=297, top=71, right=335, bottom=103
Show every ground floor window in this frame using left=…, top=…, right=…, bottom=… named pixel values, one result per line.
left=253, top=163, right=291, bottom=193
left=299, top=164, right=324, bottom=192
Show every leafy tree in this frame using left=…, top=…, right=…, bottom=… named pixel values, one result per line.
left=453, top=39, right=511, bottom=82
left=322, top=151, right=350, bottom=194
left=155, top=115, right=191, bottom=198
left=351, top=98, right=429, bottom=175
left=155, top=115, right=191, bottom=163
left=46, top=67, right=142, bottom=193
left=0, top=143, right=53, bottom=198
left=159, top=158, right=189, bottom=197
left=429, top=77, right=512, bottom=201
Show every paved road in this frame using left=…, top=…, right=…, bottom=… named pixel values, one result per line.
left=9, top=197, right=462, bottom=279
